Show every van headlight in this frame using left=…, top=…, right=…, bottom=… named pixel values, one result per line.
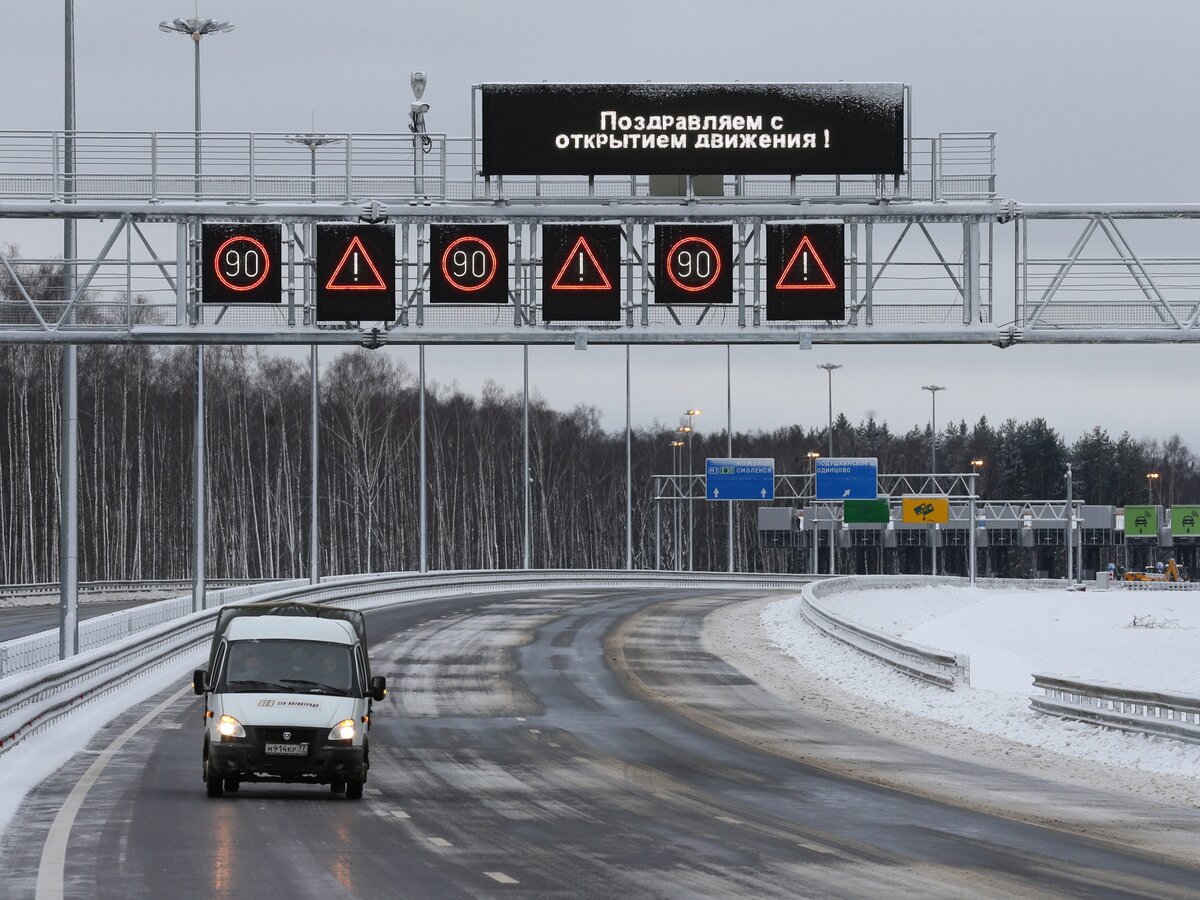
left=217, top=715, right=245, bottom=739
left=328, top=719, right=355, bottom=741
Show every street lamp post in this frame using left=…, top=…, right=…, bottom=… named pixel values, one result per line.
left=922, top=385, right=945, bottom=576
left=683, top=410, right=701, bottom=570
left=806, top=450, right=820, bottom=576
left=285, top=132, right=343, bottom=202
left=160, top=13, right=233, bottom=614
left=159, top=15, right=234, bottom=197
left=1146, top=471, right=1160, bottom=504
left=969, top=459, right=983, bottom=585
left=816, top=364, right=841, bottom=576
left=671, top=439, right=685, bottom=571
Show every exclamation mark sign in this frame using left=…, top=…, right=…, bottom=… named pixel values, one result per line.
left=824, top=129, right=830, bottom=148
left=353, top=252, right=359, bottom=282
left=803, top=251, right=809, bottom=281
left=578, top=251, right=584, bottom=282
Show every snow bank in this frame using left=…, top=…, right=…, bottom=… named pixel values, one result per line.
left=764, top=586, right=1200, bottom=778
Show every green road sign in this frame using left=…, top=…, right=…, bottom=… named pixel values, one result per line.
left=844, top=499, right=890, bottom=524
left=1171, top=505, right=1200, bottom=536
left=1124, top=505, right=1158, bottom=537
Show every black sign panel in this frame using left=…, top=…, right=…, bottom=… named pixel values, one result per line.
left=654, top=225, right=733, bottom=305
left=542, top=224, right=622, bottom=322
left=315, top=224, right=396, bottom=322
left=429, top=225, right=509, bottom=304
left=481, top=83, right=904, bottom=176
left=766, top=224, right=845, bottom=321
left=201, top=223, right=282, bottom=303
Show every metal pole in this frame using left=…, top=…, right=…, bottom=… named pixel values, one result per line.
left=625, top=345, right=632, bottom=570
left=193, top=34, right=201, bottom=197
left=674, top=446, right=681, bottom=571
left=419, top=345, right=428, bottom=573
left=969, top=472, right=977, bottom=586
left=687, top=427, right=694, bottom=571
left=59, top=0, right=78, bottom=659
left=309, top=345, right=319, bottom=584
left=1066, top=464, right=1073, bottom=586
left=655, top=499, right=661, bottom=570
left=825, top=369, right=835, bottom=575
left=192, top=345, right=206, bottom=611
left=523, top=345, right=531, bottom=569
left=726, top=345, right=734, bottom=573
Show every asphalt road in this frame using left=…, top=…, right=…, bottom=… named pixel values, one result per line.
left=0, top=598, right=159, bottom=643
left=4, top=588, right=1200, bottom=898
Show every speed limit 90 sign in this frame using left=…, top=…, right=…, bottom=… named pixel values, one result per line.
left=653, top=224, right=733, bottom=304
left=201, top=224, right=282, bottom=304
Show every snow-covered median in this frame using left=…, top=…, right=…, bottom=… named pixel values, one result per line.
left=763, top=584, right=1200, bottom=778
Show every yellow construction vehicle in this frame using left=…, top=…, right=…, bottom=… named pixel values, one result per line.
left=1123, top=558, right=1187, bottom=582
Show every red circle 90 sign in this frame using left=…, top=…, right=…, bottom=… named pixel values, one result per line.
left=666, top=236, right=722, bottom=293
left=213, top=235, right=271, bottom=293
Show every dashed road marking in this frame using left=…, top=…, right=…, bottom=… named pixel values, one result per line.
left=391, top=809, right=411, bottom=819
left=365, top=787, right=382, bottom=795
left=716, top=815, right=744, bottom=825
left=485, top=872, right=519, bottom=884
left=427, top=837, right=452, bottom=847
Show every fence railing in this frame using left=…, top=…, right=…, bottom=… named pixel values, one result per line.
left=0, top=569, right=814, bottom=757
left=0, top=130, right=995, bottom=205
left=0, top=577, right=271, bottom=599
left=1030, top=674, right=1200, bottom=744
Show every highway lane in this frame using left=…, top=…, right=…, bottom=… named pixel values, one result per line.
left=4, top=588, right=1200, bottom=898
left=0, top=598, right=160, bottom=643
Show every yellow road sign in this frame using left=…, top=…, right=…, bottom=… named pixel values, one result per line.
left=902, top=496, right=949, bottom=524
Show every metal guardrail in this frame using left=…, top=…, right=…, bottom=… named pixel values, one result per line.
left=1031, top=674, right=1200, bottom=745
left=0, top=569, right=813, bottom=756
left=799, top=576, right=971, bottom=689
left=0, top=578, right=271, bottom=599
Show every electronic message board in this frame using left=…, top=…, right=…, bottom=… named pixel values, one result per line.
left=315, top=224, right=395, bottom=322
left=766, top=223, right=845, bottom=321
left=541, top=224, right=622, bottom=322
left=429, top=224, right=509, bottom=304
left=653, top=225, right=733, bottom=305
left=201, top=223, right=282, bottom=304
left=481, top=83, right=905, bottom=176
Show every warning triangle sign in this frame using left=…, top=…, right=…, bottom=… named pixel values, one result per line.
left=551, top=236, right=613, bottom=291
left=775, top=235, right=837, bottom=291
left=326, top=235, right=387, bottom=291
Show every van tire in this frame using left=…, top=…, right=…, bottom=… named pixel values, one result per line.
left=330, top=779, right=346, bottom=794
left=223, top=777, right=240, bottom=793
left=345, top=779, right=364, bottom=800
left=205, top=761, right=224, bottom=798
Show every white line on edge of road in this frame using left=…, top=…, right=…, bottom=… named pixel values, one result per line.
left=484, top=872, right=519, bottom=884
left=36, top=683, right=192, bottom=900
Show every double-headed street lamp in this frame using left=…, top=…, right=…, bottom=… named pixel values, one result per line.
left=1146, top=471, right=1160, bottom=504
left=159, top=15, right=235, bottom=197
left=680, top=409, right=701, bottom=570
left=816, top=364, right=842, bottom=457
left=671, top=439, right=686, bottom=570
left=922, top=385, right=946, bottom=474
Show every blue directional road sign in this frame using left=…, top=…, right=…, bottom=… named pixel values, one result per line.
left=705, top=458, right=775, bottom=501
left=815, top=457, right=878, bottom=500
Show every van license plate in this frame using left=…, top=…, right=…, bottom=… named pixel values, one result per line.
left=265, top=742, right=308, bottom=756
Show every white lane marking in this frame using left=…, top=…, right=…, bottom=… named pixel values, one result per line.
left=427, top=836, right=452, bottom=847
left=484, top=872, right=519, bottom=884
left=365, top=788, right=382, bottom=795
left=36, top=683, right=193, bottom=900
left=391, top=809, right=411, bottom=819
left=716, top=815, right=744, bottom=825
left=528, top=729, right=541, bottom=735
left=515, top=717, right=526, bottom=722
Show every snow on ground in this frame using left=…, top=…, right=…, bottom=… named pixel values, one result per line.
left=762, top=586, right=1200, bottom=779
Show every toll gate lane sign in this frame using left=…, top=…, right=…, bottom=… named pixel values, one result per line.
left=542, top=224, right=621, bottom=322
left=201, top=223, right=282, bottom=304
left=814, top=457, right=878, bottom=500
left=901, top=496, right=950, bottom=524
left=429, top=224, right=510, bottom=304
left=705, top=458, right=775, bottom=501
left=315, top=224, right=395, bottom=321
left=766, top=224, right=844, bottom=321
left=654, top=224, right=733, bottom=304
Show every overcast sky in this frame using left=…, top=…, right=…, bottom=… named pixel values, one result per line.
left=5, top=1, right=1200, bottom=454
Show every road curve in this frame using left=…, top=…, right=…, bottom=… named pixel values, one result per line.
left=3, top=588, right=1200, bottom=899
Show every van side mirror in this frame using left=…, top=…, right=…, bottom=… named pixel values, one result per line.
left=193, top=669, right=209, bottom=695
left=369, top=676, right=387, bottom=702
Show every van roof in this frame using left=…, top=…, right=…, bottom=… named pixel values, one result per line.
left=225, top=615, right=357, bottom=645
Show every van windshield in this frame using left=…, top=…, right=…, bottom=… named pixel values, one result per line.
left=220, top=639, right=358, bottom=696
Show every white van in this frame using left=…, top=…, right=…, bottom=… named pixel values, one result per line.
left=193, top=602, right=387, bottom=799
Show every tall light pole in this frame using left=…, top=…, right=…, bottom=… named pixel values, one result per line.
left=285, top=132, right=342, bottom=202
left=922, top=385, right=945, bottom=475
left=160, top=14, right=232, bottom=612
left=60, top=0, right=79, bottom=658
left=159, top=16, right=234, bottom=197
left=817, top=364, right=842, bottom=458
left=682, top=410, right=701, bottom=570
left=1146, top=471, right=1160, bottom=504
left=671, top=439, right=686, bottom=571
left=807, top=450, right=820, bottom=576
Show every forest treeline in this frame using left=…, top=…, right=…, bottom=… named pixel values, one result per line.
left=1, top=341, right=1197, bottom=584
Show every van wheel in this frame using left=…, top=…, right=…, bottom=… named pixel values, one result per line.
left=345, top=779, right=364, bottom=800
left=330, top=780, right=346, bottom=794
left=205, top=760, right=224, bottom=798
left=223, top=777, right=240, bottom=793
